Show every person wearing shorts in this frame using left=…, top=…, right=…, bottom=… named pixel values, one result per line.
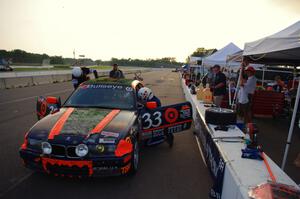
left=237, top=66, right=257, bottom=124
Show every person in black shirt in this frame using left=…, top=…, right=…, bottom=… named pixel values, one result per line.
left=109, top=64, right=124, bottom=79
left=211, top=65, right=226, bottom=107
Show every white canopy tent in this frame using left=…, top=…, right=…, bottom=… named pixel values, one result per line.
left=243, top=20, right=300, bottom=171
left=226, top=50, right=263, bottom=72
left=202, top=42, right=241, bottom=69
left=244, top=21, right=300, bottom=66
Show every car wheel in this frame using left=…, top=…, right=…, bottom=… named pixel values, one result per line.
left=205, top=107, right=237, bottom=126
left=128, top=140, right=139, bottom=175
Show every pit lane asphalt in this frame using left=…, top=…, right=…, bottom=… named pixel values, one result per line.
left=0, top=69, right=212, bottom=199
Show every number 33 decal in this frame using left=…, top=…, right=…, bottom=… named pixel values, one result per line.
left=142, top=111, right=162, bottom=129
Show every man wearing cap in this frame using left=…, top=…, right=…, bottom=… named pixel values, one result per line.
left=109, top=64, right=125, bottom=79
left=211, top=65, right=227, bottom=107
left=238, top=65, right=257, bottom=124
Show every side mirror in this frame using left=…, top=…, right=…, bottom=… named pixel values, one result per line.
left=146, top=101, right=158, bottom=109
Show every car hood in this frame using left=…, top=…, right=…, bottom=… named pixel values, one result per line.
left=28, top=107, right=136, bottom=144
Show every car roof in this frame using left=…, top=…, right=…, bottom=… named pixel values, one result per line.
left=84, top=78, right=142, bottom=88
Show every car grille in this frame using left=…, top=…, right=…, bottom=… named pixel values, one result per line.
left=52, top=145, right=65, bottom=157
left=66, top=146, right=77, bottom=157
left=51, top=144, right=78, bottom=158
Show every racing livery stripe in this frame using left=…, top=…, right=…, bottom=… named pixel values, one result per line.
left=48, top=108, right=75, bottom=139
left=142, top=119, right=193, bottom=133
left=90, top=109, right=121, bottom=134
left=41, top=157, right=93, bottom=176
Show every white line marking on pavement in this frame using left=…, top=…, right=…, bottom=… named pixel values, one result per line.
left=0, top=172, right=33, bottom=198
left=194, top=135, right=207, bottom=167
left=0, top=89, right=73, bottom=106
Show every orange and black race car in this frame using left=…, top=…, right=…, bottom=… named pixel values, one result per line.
left=19, top=78, right=193, bottom=177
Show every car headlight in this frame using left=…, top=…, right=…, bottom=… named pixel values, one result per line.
left=75, top=144, right=89, bottom=157
left=28, top=138, right=42, bottom=146
left=26, top=138, right=43, bottom=151
left=41, top=142, right=52, bottom=154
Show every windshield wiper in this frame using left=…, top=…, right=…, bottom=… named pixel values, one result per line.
left=63, top=105, right=83, bottom=108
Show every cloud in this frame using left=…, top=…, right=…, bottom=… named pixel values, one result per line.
left=270, top=0, right=300, bottom=13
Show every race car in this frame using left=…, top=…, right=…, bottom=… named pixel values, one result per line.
left=20, top=78, right=193, bottom=177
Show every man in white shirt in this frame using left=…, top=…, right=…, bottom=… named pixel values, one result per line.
left=238, top=66, right=257, bottom=124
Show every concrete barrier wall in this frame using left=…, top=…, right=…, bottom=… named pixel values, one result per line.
left=0, top=69, right=152, bottom=89
left=0, top=78, right=6, bottom=89
left=51, top=74, right=72, bottom=83
left=4, top=76, right=34, bottom=88
left=32, top=75, right=54, bottom=85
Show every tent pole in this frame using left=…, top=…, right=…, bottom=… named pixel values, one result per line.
left=229, top=83, right=232, bottom=106
left=231, top=64, right=243, bottom=109
left=262, top=66, right=265, bottom=87
left=226, top=57, right=232, bottom=106
left=292, top=67, right=296, bottom=89
left=281, top=73, right=300, bottom=170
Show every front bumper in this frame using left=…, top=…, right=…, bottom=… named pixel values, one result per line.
left=19, top=149, right=132, bottom=177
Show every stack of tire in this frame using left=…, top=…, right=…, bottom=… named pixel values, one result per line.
left=205, top=108, right=237, bottom=125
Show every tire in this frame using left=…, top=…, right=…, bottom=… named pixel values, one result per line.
left=205, top=107, right=237, bottom=125
left=128, top=140, right=139, bottom=175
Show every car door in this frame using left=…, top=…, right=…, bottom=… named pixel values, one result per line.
left=140, top=102, right=193, bottom=140
left=36, top=96, right=61, bottom=120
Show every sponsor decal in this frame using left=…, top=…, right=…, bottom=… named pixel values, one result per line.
left=96, top=144, right=105, bottom=153
left=100, top=131, right=119, bottom=138
left=85, top=84, right=123, bottom=89
left=125, top=87, right=133, bottom=92
left=152, top=129, right=164, bottom=137
left=164, top=108, right=179, bottom=123
left=180, top=108, right=191, bottom=119
left=181, top=105, right=190, bottom=110
left=98, top=138, right=115, bottom=144
left=167, top=125, right=183, bottom=134
left=94, top=166, right=118, bottom=171
left=142, top=120, right=192, bottom=133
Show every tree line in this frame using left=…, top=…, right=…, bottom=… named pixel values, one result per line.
left=186, top=47, right=218, bottom=63
left=95, top=57, right=182, bottom=68
left=0, top=49, right=183, bottom=68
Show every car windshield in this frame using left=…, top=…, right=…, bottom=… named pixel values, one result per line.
left=64, top=84, right=135, bottom=109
